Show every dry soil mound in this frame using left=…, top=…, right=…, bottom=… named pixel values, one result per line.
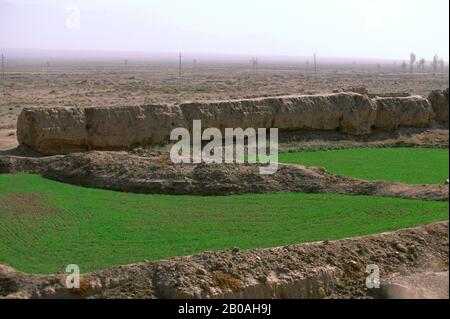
left=1, top=222, right=448, bottom=299
left=0, top=151, right=447, bottom=201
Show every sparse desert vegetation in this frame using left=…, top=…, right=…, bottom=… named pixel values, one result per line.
left=0, top=60, right=448, bottom=149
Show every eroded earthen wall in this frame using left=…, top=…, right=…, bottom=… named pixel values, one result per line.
left=16, top=92, right=443, bottom=155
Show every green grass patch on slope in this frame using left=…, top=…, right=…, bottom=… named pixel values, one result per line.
left=278, top=148, right=449, bottom=184
left=0, top=174, right=448, bottom=274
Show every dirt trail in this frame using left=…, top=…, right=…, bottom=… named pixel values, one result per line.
left=1, top=222, right=448, bottom=299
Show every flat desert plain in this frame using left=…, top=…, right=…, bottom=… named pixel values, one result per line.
left=0, top=60, right=448, bottom=149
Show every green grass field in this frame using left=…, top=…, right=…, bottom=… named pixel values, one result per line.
left=0, top=174, right=448, bottom=274
left=278, top=148, right=449, bottom=184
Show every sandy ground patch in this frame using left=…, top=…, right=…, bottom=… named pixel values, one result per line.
left=0, top=129, right=18, bottom=150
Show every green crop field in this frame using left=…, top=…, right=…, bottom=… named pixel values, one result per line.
left=278, top=148, right=449, bottom=184
left=0, top=174, right=448, bottom=274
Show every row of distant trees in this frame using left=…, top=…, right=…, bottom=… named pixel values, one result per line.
left=400, top=53, right=447, bottom=74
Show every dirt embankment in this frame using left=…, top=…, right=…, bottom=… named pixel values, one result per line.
left=1, top=222, right=448, bottom=299
left=16, top=91, right=445, bottom=155
left=0, top=151, right=448, bottom=201
left=278, top=128, right=449, bottom=152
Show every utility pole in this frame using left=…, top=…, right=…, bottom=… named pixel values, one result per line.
left=193, top=59, right=197, bottom=79
left=46, top=61, right=50, bottom=87
left=178, top=52, right=182, bottom=78
left=1, top=53, right=5, bottom=94
left=251, top=57, right=258, bottom=76
left=314, top=53, right=317, bottom=77
left=251, top=57, right=255, bottom=75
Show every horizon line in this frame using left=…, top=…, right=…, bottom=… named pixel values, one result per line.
left=3, top=47, right=449, bottom=64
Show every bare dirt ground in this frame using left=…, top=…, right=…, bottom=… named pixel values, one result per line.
left=373, top=271, right=449, bottom=299
left=1, top=221, right=448, bottom=299
left=0, top=62, right=448, bottom=150
left=0, top=129, right=16, bottom=150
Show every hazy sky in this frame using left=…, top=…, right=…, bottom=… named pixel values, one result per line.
left=1, top=0, right=449, bottom=60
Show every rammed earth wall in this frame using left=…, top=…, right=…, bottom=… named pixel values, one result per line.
left=16, top=90, right=447, bottom=155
